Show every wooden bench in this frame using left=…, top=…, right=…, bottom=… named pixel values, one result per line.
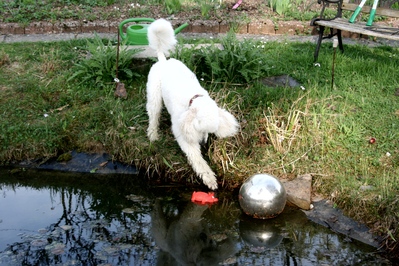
left=310, top=0, right=399, bottom=62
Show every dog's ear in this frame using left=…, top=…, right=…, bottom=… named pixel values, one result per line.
left=215, top=108, right=239, bottom=138
left=179, top=109, right=203, bottom=143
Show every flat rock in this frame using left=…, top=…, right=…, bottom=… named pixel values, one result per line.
left=261, top=75, right=302, bottom=88
left=17, top=150, right=137, bottom=174
left=280, top=175, right=382, bottom=247
left=303, top=199, right=382, bottom=248
left=281, top=174, right=312, bottom=210
left=127, top=43, right=223, bottom=58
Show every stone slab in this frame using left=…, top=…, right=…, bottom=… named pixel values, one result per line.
left=281, top=174, right=312, bottom=210
left=303, top=199, right=382, bottom=248
left=128, top=43, right=224, bottom=58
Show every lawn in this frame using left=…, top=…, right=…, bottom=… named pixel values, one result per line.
left=1, top=12, right=399, bottom=259
left=0, top=0, right=399, bottom=256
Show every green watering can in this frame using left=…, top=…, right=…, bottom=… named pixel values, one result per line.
left=119, top=18, right=189, bottom=45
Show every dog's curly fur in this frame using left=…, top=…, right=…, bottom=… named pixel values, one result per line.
left=146, top=19, right=239, bottom=190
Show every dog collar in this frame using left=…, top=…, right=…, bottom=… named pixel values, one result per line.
left=189, top=94, right=203, bottom=106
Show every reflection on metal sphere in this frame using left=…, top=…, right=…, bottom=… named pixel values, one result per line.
left=239, top=218, right=283, bottom=248
left=238, top=174, right=287, bottom=219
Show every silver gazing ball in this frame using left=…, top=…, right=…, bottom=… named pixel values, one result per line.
left=238, top=174, right=287, bottom=219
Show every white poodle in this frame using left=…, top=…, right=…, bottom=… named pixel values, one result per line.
left=146, top=19, right=239, bottom=190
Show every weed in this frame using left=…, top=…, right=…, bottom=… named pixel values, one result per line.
left=174, top=32, right=271, bottom=84
left=68, top=35, right=143, bottom=88
left=269, top=0, right=292, bottom=15
left=164, top=0, right=182, bottom=14
left=127, top=3, right=151, bottom=18
left=200, top=0, right=213, bottom=19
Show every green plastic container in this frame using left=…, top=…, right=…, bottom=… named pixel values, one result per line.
left=119, top=18, right=188, bottom=45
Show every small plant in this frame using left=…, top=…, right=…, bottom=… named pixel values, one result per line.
left=392, top=2, right=399, bottom=10
left=173, top=32, right=271, bottom=84
left=198, top=32, right=271, bottom=84
left=164, top=0, right=182, bottom=14
left=127, top=3, right=150, bottom=17
left=200, top=0, right=213, bottom=18
left=269, top=0, right=292, bottom=15
left=68, top=35, right=142, bottom=88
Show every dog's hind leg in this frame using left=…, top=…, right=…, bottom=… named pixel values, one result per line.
left=174, top=133, right=218, bottom=190
left=146, top=67, right=163, bottom=142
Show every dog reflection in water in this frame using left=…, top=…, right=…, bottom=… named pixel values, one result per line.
left=151, top=200, right=236, bottom=265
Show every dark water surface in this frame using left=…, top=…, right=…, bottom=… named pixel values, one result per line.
left=0, top=168, right=391, bottom=265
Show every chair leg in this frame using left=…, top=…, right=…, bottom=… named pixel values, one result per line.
left=314, top=25, right=325, bottom=63
left=337, top=29, right=344, bottom=53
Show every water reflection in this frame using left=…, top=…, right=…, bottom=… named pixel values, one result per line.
left=0, top=169, right=391, bottom=266
left=152, top=200, right=236, bottom=265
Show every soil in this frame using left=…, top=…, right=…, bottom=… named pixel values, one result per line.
left=2, top=0, right=399, bottom=37
left=0, top=0, right=318, bottom=36
left=144, top=0, right=278, bottom=22
left=2, top=1, right=397, bottom=39
left=2, top=0, right=279, bottom=24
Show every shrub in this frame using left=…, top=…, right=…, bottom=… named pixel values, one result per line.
left=68, top=35, right=142, bottom=88
left=174, top=32, right=271, bottom=84
left=269, top=0, right=292, bottom=15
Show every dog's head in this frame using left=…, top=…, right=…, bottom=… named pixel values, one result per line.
left=178, top=97, right=219, bottom=143
left=179, top=96, right=239, bottom=143
left=189, top=96, right=220, bottom=133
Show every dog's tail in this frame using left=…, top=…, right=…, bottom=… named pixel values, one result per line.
left=147, top=19, right=177, bottom=62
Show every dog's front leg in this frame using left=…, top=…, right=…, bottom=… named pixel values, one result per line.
left=151, top=200, right=170, bottom=252
left=174, top=132, right=218, bottom=190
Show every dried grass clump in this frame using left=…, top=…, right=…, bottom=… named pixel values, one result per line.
left=0, top=50, right=10, bottom=67
left=261, top=106, right=304, bottom=154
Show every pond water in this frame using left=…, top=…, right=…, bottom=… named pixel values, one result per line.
left=0, top=168, right=392, bottom=266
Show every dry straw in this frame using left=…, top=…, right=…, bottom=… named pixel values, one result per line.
left=262, top=104, right=305, bottom=154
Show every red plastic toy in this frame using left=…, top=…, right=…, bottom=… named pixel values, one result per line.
left=191, top=191, right=218, bottom=205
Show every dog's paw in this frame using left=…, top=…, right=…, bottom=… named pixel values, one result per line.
left=202, top=175, right=218, bottom=190
left=147, top=130, right=159, bottom=142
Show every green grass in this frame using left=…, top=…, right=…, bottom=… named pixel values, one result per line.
left=1, top=35, right=399, bottom=257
